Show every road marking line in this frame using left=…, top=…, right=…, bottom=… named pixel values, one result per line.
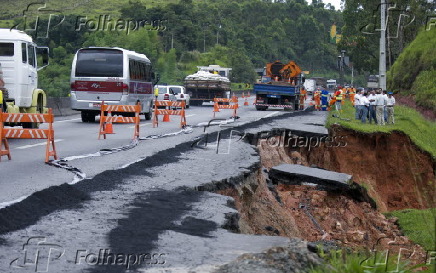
left=15, top=139, right=64, bottom=150
left=128, top=123, right=152, bottom=129
left=56, top=118, right=82, bottom=123
left=264, top=111, right=279, bottom=118
left=186, top=114, right=196, bottom=117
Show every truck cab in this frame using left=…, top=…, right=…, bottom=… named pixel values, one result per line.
left=0, top=29, right=49, bottom=116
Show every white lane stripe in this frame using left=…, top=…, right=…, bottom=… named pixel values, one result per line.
left=56, top=118, right=82, bottom=123
left=15, top=139, right=63, bottom=150
left=185, top=114, right=196, bottom=117
left=264, top=111, right=280, bottom=118
left=128, top=123, right=151, bottom=128
left=0, top=195, right=30, bottom=209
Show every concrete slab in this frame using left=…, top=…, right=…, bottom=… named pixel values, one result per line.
left=270, top=164, right=352, bottom=189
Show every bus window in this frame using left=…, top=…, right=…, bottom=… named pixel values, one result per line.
left=145, top=63, right=151, bottom=81
left=21, top=43, right=27, bottom=63
left=75, top=49, right=123, bottom=77
left=28, top=44, right=36, bottom=67
left=0, top=43, right=14, bottom=57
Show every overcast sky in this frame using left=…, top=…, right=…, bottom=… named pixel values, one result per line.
left=324, top=0, right=343, bottom=10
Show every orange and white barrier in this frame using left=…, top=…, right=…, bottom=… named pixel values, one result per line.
left=153, top=100, right=186, bottom=128
left=213, top=96, right=238, bottom=118
left=0, top=109, right=57, bottom=162
left=98, top=102, right=141, bottom=140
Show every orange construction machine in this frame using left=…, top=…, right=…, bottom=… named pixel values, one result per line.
left=254, top=60, right=304, bottom=111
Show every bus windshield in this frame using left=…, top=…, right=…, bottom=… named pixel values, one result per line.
left=75, top=49, right=123, bottom=77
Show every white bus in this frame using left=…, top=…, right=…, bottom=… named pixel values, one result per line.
left=70, top=47, right=157, bottom=122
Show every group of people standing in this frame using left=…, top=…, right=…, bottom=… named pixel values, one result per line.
left=312, top=86, right=396, bottom=125
left=354, top=89, right=396, bottom=125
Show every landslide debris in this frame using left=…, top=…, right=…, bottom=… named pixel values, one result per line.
left=216, top=126, right=433, bottom=268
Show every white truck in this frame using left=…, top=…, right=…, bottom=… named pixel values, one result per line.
left=303, top=78, right=316, bottom=93
left=0, top=29, right=49, bottom=128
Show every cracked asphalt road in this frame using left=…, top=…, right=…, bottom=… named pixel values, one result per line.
left=0, top=109, right=327, bottom=273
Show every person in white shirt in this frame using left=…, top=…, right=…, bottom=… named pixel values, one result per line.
left=386, top=92, right=396, bottom=124
left=367, top=90, right=377, bottom=124
left=383, top=90, right=389, bottom=122
left=354, top=90, right=362, bottom=120
left=375, top=90, right=387, bottom=125
left=360, top=93, right=370, bottom=123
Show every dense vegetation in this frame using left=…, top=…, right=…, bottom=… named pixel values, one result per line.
left=1, top=0, right=342, bottom=96
left=387, top=28, right=436, bottom=111
left=339, top=0, right=433, bottom=74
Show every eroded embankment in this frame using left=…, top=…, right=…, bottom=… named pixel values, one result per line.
left=216, top=125, right=434, bottom=264
left=299, top=125, right=435, bottom=212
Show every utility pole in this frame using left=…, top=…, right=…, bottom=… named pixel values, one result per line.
left=338, top=50, right=346, bottom=85
left=379, top=0, right=387, bottom=90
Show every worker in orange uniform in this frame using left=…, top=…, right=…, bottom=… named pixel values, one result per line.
left=341, top=87, right=347, bottom=105
left=299, top=87, right=307, bottom=110
left=349, top=87, right=356, bottom=105
left=313, top=88, right=321, bottom=110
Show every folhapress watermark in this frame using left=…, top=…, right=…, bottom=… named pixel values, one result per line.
left=75, top=15, right=167, bottom=35
left=193, top=121, right=347, bottom=155
left=10, top=237, right=167, bottom=272
left=425, top=16, right=436, bottom=31
left=75, top=249, right=166, bottom=269
left=10, top=237, right=65, bottom=272
left=11, top=2, right=167, bottom=39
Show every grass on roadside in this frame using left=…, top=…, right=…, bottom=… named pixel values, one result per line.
left=310, top=247, right=435, bottom=273
left=309, top=248, right=412, bottom=273
left=326, top=100, right=436, bottom=158
left=384, top=208, right=436, bottom=251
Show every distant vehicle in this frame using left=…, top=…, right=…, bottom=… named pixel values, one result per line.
left=166, top=85, right=190, bottom=108
left=70, top=47, right=158, bottom=122
left=326, top=79, right=337, bottom=90
left=253, top=60, right=304, bottom=111
left=154, top=85, right=178, bottom=108
left=367, top=75, right=379, bottom=89
left=0, top=29, right=50, bottom=128
left=184, top=67, right=231, bottom=106
left=303, top=78, right=316, bottom=93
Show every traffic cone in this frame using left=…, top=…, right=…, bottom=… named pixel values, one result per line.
left=105, top=113, right=114, bottom=134
left=213, top=103, right=220, bottom=113
left=244, top=97, right=249, bottom=106
left=163, top=113, right=171, bottom=122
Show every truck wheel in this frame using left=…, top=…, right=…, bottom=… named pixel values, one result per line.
left=81, top=111, right=90, bottom=122
left=255, top=106, right=268, bottom=111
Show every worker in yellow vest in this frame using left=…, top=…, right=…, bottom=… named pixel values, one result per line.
left=154, top=87, right=159, bottom=99
left=334, top=89, right=343, bottom=113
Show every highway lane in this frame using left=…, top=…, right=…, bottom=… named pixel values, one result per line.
left=0, top=95, right=293, bottom=204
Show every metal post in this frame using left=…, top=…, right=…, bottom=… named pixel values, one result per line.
left=379, top=0, right=387, bottom=90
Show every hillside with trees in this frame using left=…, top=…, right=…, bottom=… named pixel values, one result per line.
left=2, top=0, right=343, bottom=96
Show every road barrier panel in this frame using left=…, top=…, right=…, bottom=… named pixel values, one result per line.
left=153, top=100, right=186, bottom=128
left=213, top=97, right=239, bottom=118
left=98, top=102, right=141, bottom=140
left=0, top=109, right=57, bottom=162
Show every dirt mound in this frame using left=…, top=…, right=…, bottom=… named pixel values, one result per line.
left=300, top=125, right=435, bottom=212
